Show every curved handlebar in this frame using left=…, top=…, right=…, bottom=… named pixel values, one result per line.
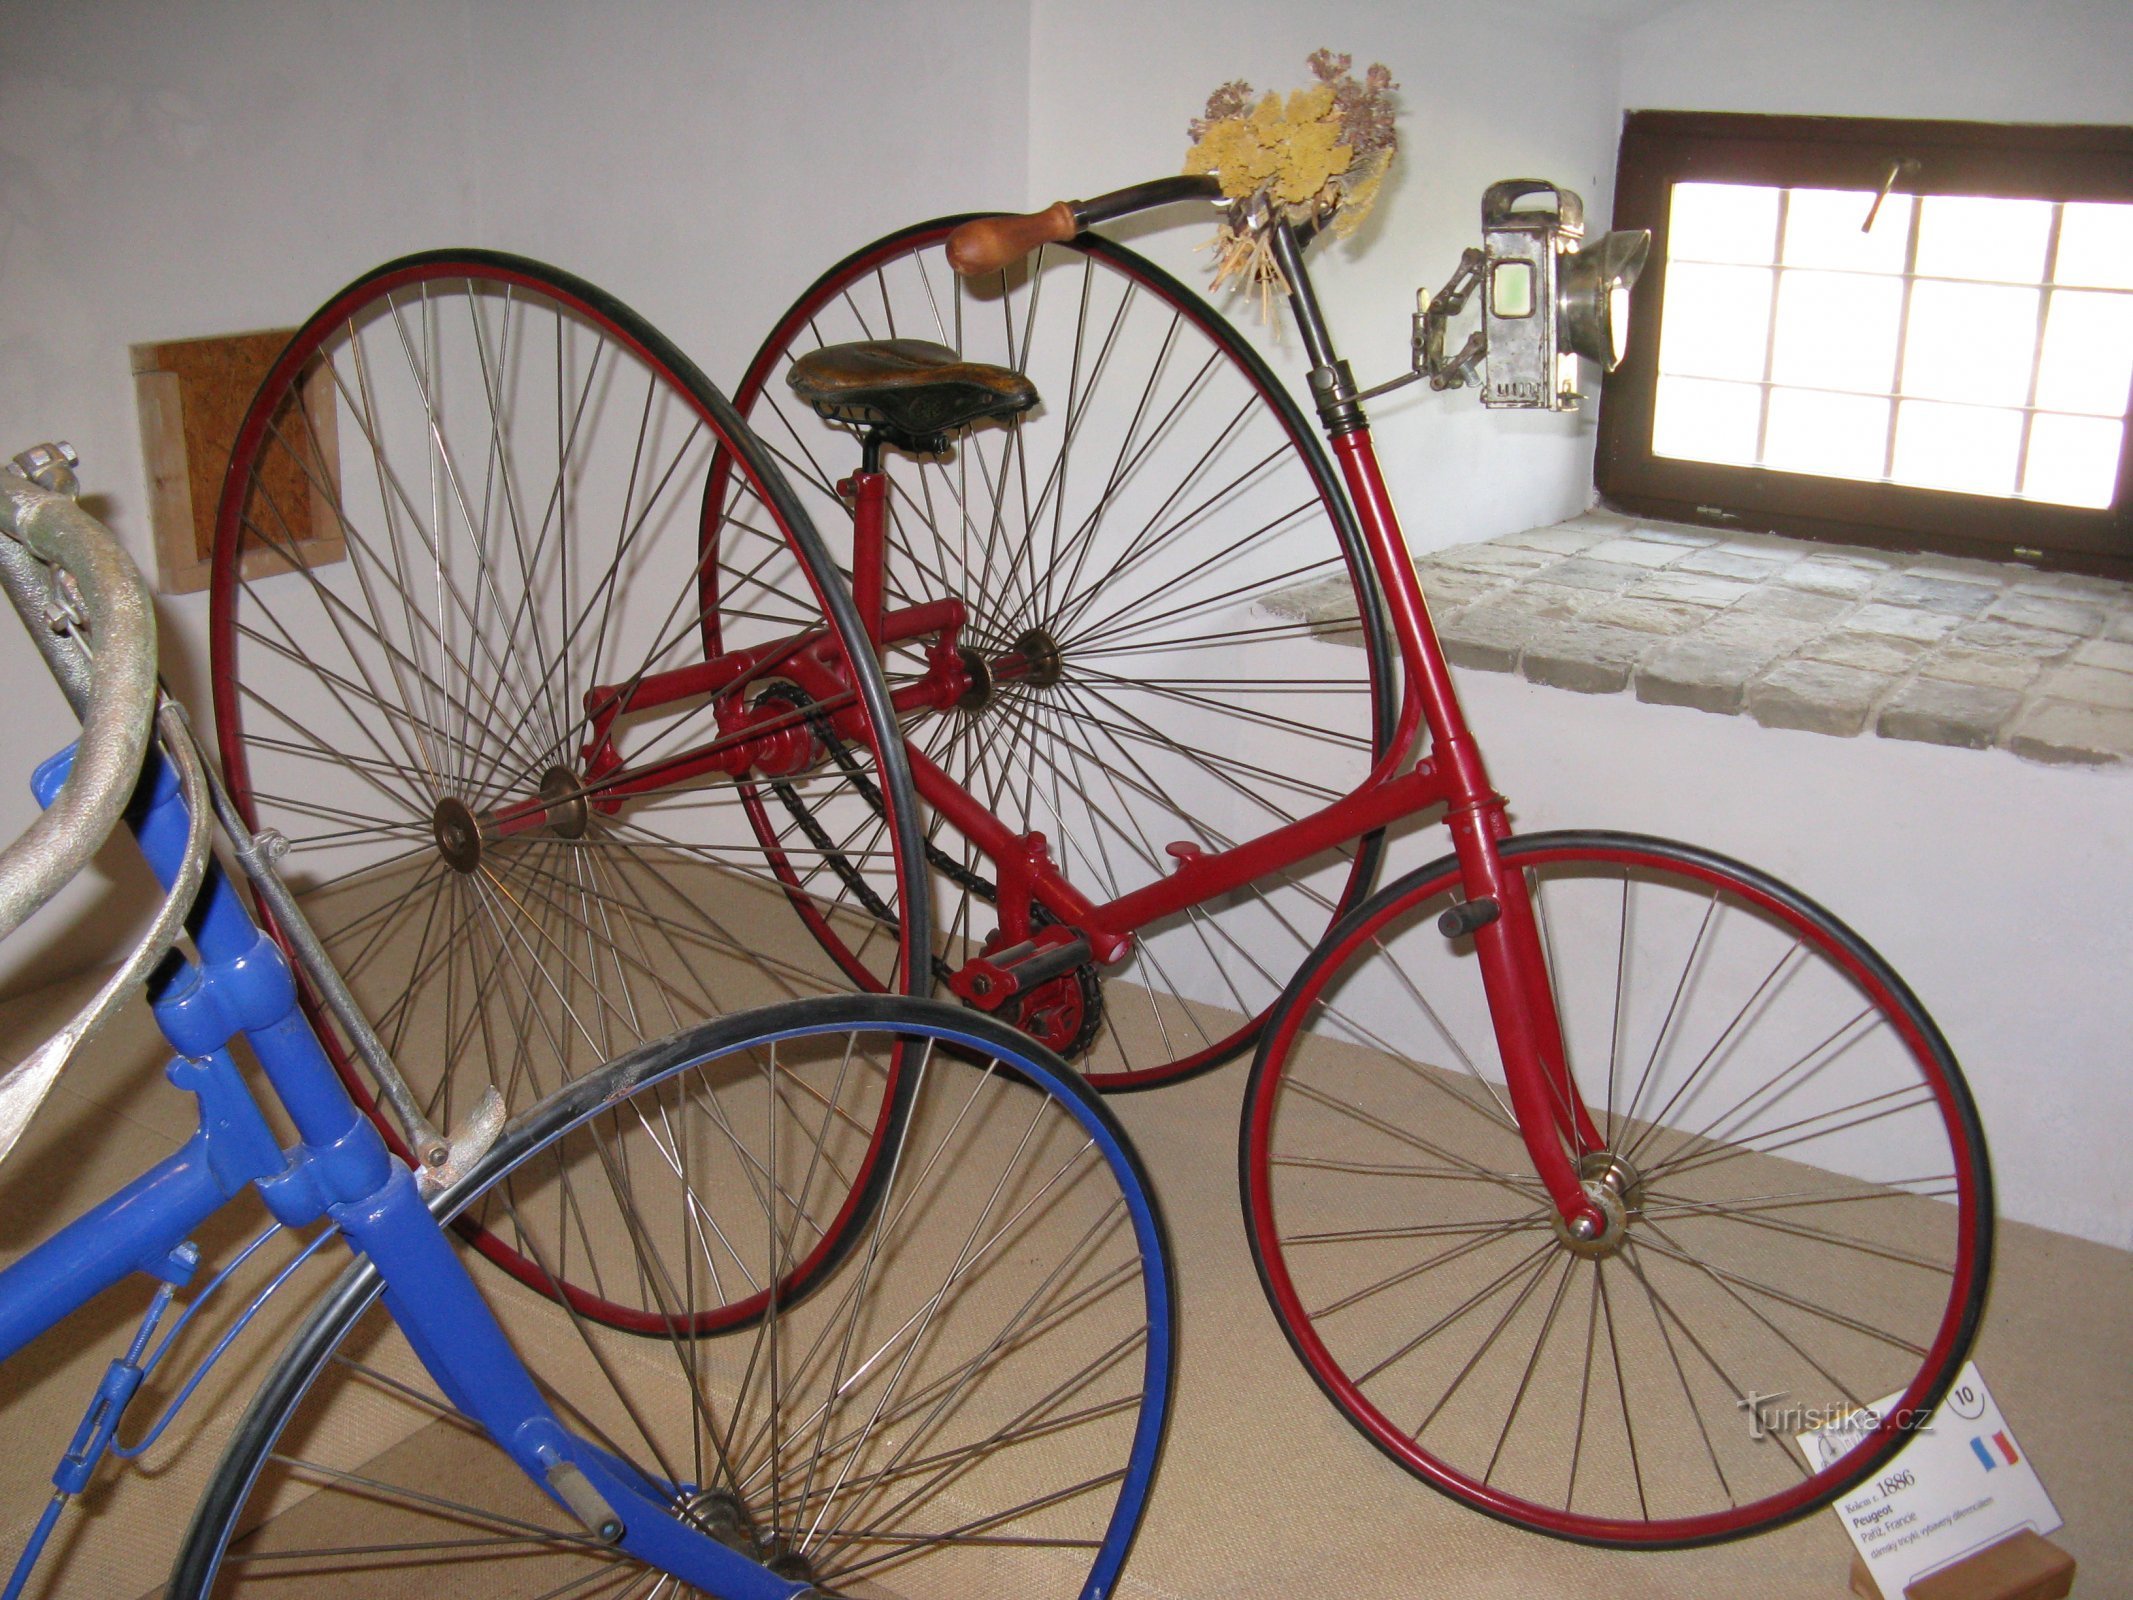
left=0, top=465, right=159, bottom=945
left=946, top=174, right=1224, bottom=277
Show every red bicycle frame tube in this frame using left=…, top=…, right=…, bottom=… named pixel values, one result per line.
left=836, top=397, right=1603, bottom=1226
left=479, top=595, right=967, bottom=839
left=1330, top=431, right=1606, bottom=1178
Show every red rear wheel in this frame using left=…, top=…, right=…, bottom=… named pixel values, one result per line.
left=212, top=250, right=929, bottom=1332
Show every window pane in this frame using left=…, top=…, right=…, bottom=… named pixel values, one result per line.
left=1914, top=195, right=2053, bottom=284
left=2024, top=412, right=2123, bottom=508
left=1668, top=182, right=1780, bottom=265
left=1770, top=271, right=1903, bottom=392
left=1654, top=375, right=1762, bottom=465
left=1902, top=280, right=2040, bottom=406
left=1658, top=262, right=1773, bottom=381
left=2055, top=202, right=2133, bottom=292
left=1891, top=400, right=2022, bottom=495
left=1763, top=388, right=1891, bottom=480
left=1782, top=187, right=1910, bottom=274
left=2034, top=290, right=2133, bottom=415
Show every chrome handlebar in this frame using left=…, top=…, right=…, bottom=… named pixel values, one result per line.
left=0, top=446, right=160, bottom=944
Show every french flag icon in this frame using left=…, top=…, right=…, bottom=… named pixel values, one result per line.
left=1970, top=1432, right=2019, bottom=1470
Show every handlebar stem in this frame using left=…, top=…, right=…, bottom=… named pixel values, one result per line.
left=1267, top=223, right=1367, bottom=435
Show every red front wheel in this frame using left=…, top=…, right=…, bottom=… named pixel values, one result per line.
left=1241, top=831, right=1992, bottom=1546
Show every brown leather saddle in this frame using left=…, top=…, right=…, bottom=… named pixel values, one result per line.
left=786, top=339, right=1039, bottom=455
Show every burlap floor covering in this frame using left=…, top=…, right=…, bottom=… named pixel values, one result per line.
left=0, top=859, right=2123, bottom=1599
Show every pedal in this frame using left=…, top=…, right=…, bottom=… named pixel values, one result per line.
left=1437, top=896, right=1500, bottom=939
left=543, top=1456, right=624, bottom=1544
left=948, top=928, right=1093, bottom=1012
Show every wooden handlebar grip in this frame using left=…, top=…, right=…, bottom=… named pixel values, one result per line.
left=946, top=202, right=1078, bottom=276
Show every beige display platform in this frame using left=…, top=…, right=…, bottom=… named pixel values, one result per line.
left=1, top=861, right=2128, bottom=1596
left=1851, top=1529, right=2076, bottom=1600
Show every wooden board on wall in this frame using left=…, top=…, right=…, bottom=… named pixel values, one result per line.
left=130, top=329, right=344, bottom=595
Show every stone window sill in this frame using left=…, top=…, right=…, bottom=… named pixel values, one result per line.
left=1271, top=513, right=2133, bottom=766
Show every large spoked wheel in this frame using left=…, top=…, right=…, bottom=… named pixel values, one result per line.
left=717, top=217, right=1398, bottom=1089
left=171, top=995, right=1174, bottom=1599
left=211, top=251, right=929, bottom=1332
left=1241, top=832, right=1992, bottom=1547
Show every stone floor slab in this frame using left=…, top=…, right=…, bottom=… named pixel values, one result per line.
left=1731, top=585, right=1855, bottom=625
left=1987, top=591, right=2109, bottom=636
left=1674, top=547, right=1794, bottom=581
left=1432, top=543, right=1564, bottom=579
left=1634, top=642, right=1762, bottom=713
left=2072, top=637, right=2133, bottom=674
left=1628, top=569, right=1759, bottom=607
left=1746, top=659, right=1892, bottom=736
left=1951, top=619, right=2084, bottom=659
left=1877, top=678, right=2023, bottom=749
left=1582, top=537, right=1688, bottom=569
left=1847, top=603, right=1962, bottom=644
left=1524, top=557, right=1647, bottom=594
left=1494, top=524, right=1610, bottom=555
left=1918, top=646, right=2043, bottom=692
left=2033, top=663, right=2133, bottom=711
left=1780, top=561, right=1880, bottom=598
left=1582, top=596, right=1717, bottom=636
left=1476, top=584, right=1589, bottom=623
left=1802, top=630, right=1928, bottom=675
left=1873, top=573, right=2001, bottom=615
left=2007, top=700, right=2133, bottom=765
left=1437, top=607, right=1530, bottom=672
left=1286, top=514, right=2133, bottom=767
left=1519, top=621, right=1649, bottom=694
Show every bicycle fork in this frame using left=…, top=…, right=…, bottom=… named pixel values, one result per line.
left=1325, top=416, right=1612, bottom=1243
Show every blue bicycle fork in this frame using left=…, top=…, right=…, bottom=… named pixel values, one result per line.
left=0, top=744, right=807, bottom=1600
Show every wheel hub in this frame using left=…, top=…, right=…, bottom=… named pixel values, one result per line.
left=1550, top=1150, right=1644, bottom=1259
left=1014, top=626, right=1064, bottom=687
left=434, top=768, right=590, bottom=873
left=432, top=796, right=485, bottom=874
left=956, top=647, right=996, bottom=711
left=680, top=1489, right=818, bottom=1585
left=540, top=765, right=590, bottom=839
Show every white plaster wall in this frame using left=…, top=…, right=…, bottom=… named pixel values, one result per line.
left=1619, top=0, right=2133, bottom=125
left=1453, top=666, right=2133, bottom=1250
left=0, top=0, right=1029, bottom=990
left=1025, top=0, right=1630, bottom=556
left=0, top=0, right=2124, bottom=1250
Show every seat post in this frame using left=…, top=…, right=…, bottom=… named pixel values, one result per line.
left=843, top=427, right=890, bottom=645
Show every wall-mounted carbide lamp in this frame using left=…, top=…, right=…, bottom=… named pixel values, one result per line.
left=1386, top=179, right=1651, bottom=412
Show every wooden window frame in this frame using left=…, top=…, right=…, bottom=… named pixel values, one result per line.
left=1596, top=110, right=2133, bottom=577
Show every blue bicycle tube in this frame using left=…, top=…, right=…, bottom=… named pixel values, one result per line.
left=169, top=994, right=1175, bottom=1600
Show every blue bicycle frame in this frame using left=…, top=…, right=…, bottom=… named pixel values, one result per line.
left=0, top=740, right=815, bottom=1600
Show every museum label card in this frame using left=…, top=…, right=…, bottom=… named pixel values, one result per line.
left=1796, top=1363, right=2060, bottom=1598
